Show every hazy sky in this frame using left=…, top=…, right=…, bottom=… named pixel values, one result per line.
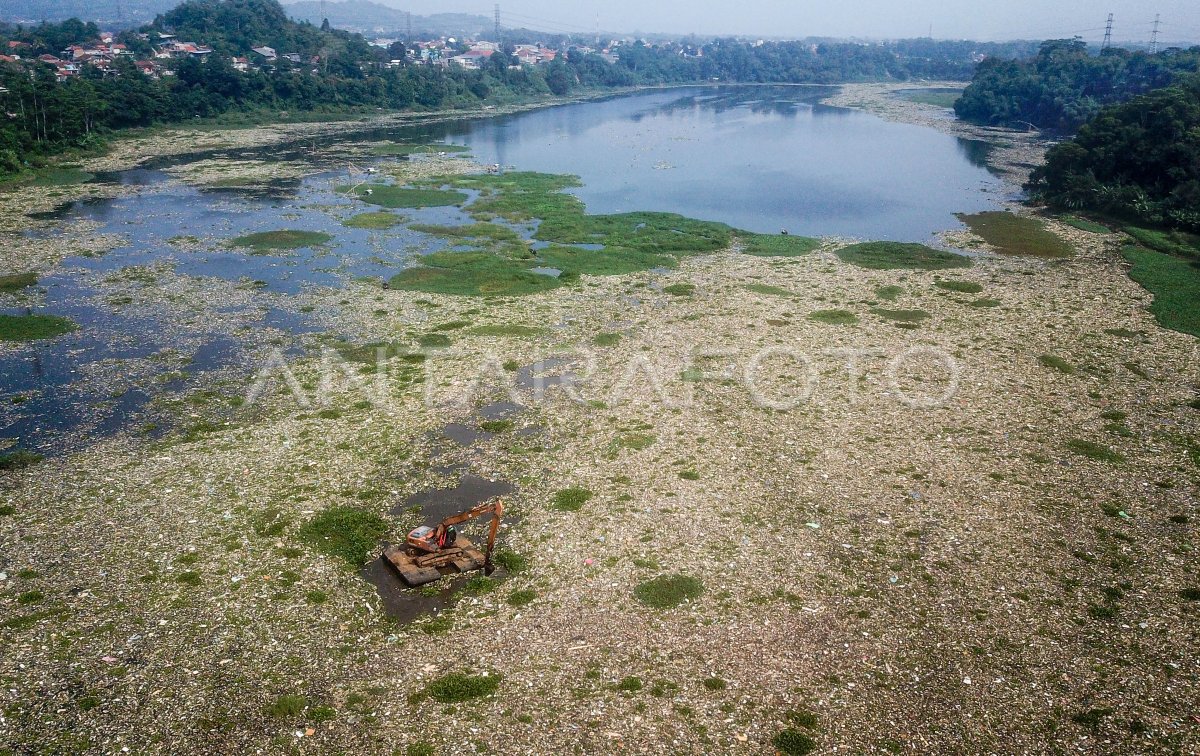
left=382, top=0, right=1200, bottom=43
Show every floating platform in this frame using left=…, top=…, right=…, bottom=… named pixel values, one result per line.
left=382, top=536, right=489, bottom=587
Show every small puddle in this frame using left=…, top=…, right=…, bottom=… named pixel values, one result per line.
left=515, top=357, right=576, bottom=395
left=393, top=473, right=515, bottom=521
left=479, top=401, right=523, bottom=420
left=360, top=557, right=459, bottom=625
left=442, top=422, right=487, bottom=447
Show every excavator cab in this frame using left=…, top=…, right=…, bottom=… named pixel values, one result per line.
left=406, top=525, right=457, bottom=554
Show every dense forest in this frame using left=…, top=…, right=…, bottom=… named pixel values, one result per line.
left=955, top=38, right=1200, bottom=132
left=0, top=0, right=1051, bottom=178
left=1027, top=75, right=1200, bottom=231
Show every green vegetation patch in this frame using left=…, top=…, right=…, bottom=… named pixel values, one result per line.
left=297, top=507, right=388, bottom=567
left=30, top=167, right=95, bottom=187
left=1066, top=439, right=1126, bottom=464
left=871, top=308, right=930, bottom=323
left=267, top=694, right=308, bottom=718
left=616, top=676, right=643, bottom=693
left=808, top=309, right=859, bottom=325
left=344, top=184, right=468, bottom=209
left=230, top=230, right=332, bottom=252
left=424, top=672, right=501, bottom=703
left=424, top=171, right=733, bottom=254
left=390, top=255, right=561, bottom=297
left=1124, top=227, right=1200, bottom=260
left=968, top=298, right=1002, bottom=308
left=739, top=233, right=821, bottom=257
left=0, top=273, right=38, bottom=292
left=534, top=245, right=676, bottom=276
left=935, top=279, right=983, bottom=294
left=663, top=283, right=696, bottom=297
left=1121, top=245, right=1200, bottom=338
left=0, top=314, right=77, bottom=342
left=1038, top=354, right=1075, bottom=374
left=468, top=323, right=546, bottom=337
left=774, top=729, right=818, bottom=755
left=390, top=172, right=742, bottom=295
left=553, top=487, right=593, bottom=512
left=1061, top=216, right=1111, bottom=234
left=492, top=548, right=528, bottom=573
left=409, top=222, right=523, bottom=243
left=594, top=332, right=621, bottom=347
left=957, top=211, right=1074, bottom=258
left=371, top=143, right=471, bottom=156
left=633, top=574, right=704, bottom=609
left=343, top=212, right=403, bottom=229
left=507, top=589, right=536, bottom=607
left=875, top=285, right=904, bottom=301
left=0, top=449, right=44, bottom=470
left=836, top=242, right=971, bottom=270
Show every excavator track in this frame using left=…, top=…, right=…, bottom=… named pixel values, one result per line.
left=383, top=536, right=489, bottom=587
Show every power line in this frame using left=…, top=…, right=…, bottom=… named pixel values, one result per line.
left=501, top=10, right=596, bottom=33
left=1102, top=13, right=1114, bottom=49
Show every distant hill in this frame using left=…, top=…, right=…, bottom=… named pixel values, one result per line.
left=281, top=0, right=488, bottom=37
left=0, top=0, right=177, bottom=25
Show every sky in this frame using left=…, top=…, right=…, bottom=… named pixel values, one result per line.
left=380, top=0, right=1200, bottom=43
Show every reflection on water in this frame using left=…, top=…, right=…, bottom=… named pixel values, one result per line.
left=422, top=86, right=1008, bottom=240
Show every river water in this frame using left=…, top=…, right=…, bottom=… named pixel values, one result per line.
left=0, top=86, right=1009, bottom=455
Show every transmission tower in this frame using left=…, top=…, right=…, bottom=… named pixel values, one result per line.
left=1150, top=14, right=1161, bottom=54
left=407, top=12, right=412, bottom=40
left=1102, top=13, right=1114, bottom=49
left=494, top=4, right=501, bottom=40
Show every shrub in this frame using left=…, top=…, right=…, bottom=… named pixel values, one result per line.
left=267, top=694, right=307, bottom=718
left=773, top=729, right=817, bottom=755
left=297, top=507, right=389, bottom=567
left=634, top=574, right=704, bottom=609
left=553, top=488, right=593, bottom=512
left=424, top=672, right=501, bottom=703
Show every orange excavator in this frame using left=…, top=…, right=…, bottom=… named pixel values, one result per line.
left=383, top=499, right=505, bottom=587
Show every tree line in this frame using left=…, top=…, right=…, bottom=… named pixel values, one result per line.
left=0, top=0, right=1041, bottom=177
left=1028, top=75, right=1200, bottom=231
left=955, top=38, right=1200, bottom=132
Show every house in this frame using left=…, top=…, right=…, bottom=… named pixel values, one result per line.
left=135, top=60, right=161, bottom=78
left=7, top=41, right=28, bottom=51
left=231, top=56, right=249, bottom=72
left=251, top=46, right=277, bottom=61
left=282, top=53, right=302, bottom=64
left=0, top=55, right=17, bottom=64
left=449, top=49, right=493, bottom=70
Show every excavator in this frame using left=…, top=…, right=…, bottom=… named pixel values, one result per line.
left=383, top=499, right=505, bottom=587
